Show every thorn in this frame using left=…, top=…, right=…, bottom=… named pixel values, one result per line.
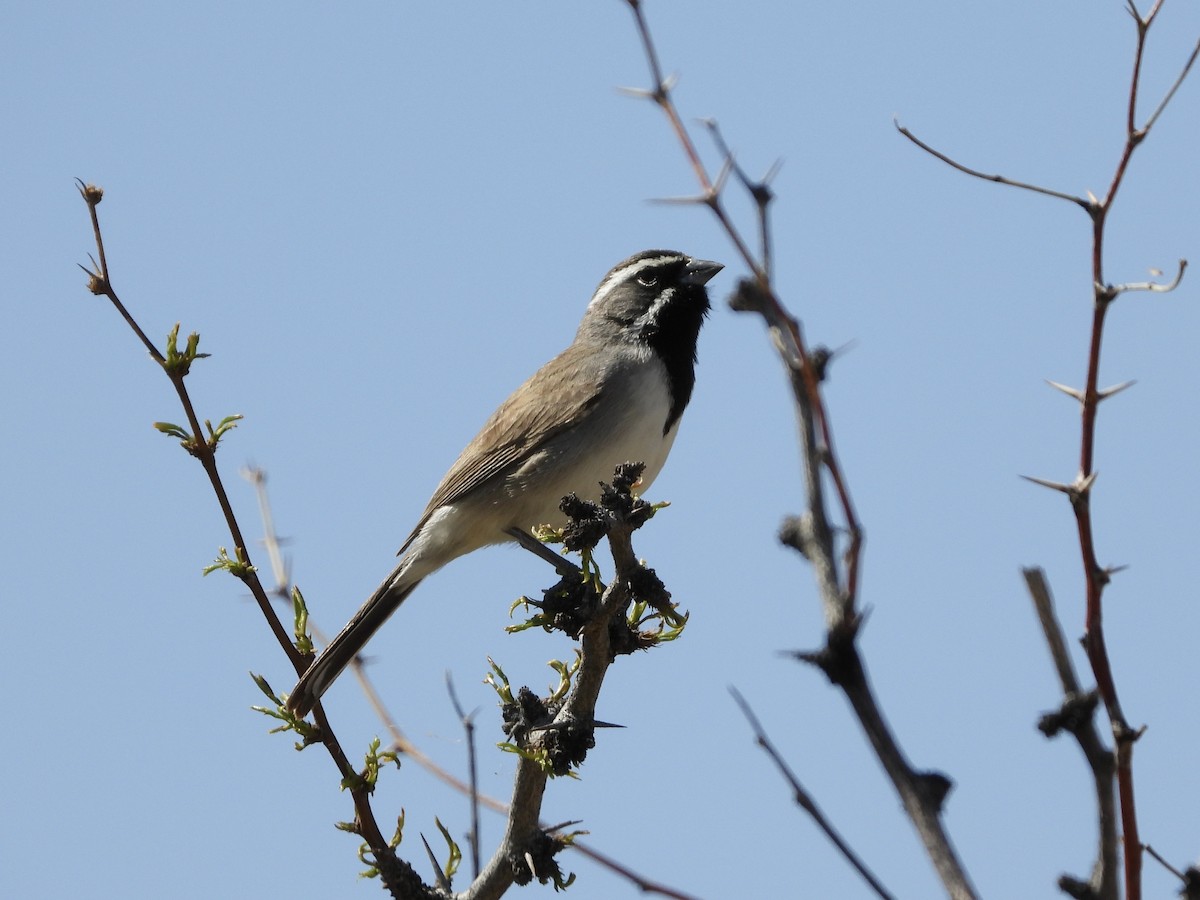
left=589, top=719, right=626, bottom=730
left=525, top=851, right=539, bottom=880
left=616, top=85, right=655, bottom=100
left=420, top=833, right=451, bottom=892
left=1020, top=474, right=1074, bottom=495
left=542, top=819, right=585, bottom=834
left=647, top=192, right=712, bottom=206
left=1104, top=563, right=1130, bottom=577
left=1097, top=379, right=1136, bottom=400
left=713, top=156, right=733, bottom=194
left=1020, top=470, right=1097, bottom=501
left=1045, top=380, right=1085, bottom=402
left=529, top=717, right=624, bottom=733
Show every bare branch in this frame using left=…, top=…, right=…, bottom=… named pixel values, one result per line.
left=1142, top=37, right=1200, bottom=132
left=1022, top=568, right=1118, bottom=900
left=447, top=673, right=482, bottom=880
left=1111, top=258, right=1188, bottom=296
left=562, top=844, right=702, bottom=900
left=730, top=688, right=896, bottom=900
left=893, top=121, right=1091, bottom=210
left=701, top=118, right=781, bottom=278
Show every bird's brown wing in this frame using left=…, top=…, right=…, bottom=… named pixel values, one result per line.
left=397, top=346, right=602, bottom=554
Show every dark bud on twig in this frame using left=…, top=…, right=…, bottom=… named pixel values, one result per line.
left=607, top=618, right=644, bottom=657
left=1037, top=691, right=1099, bottom=738
left=500, top=686, right=555, bottom=746
left=728, top=276, right=769, bottom=314
left=808, top=345, right=834, bottom=383
left=508, top=830, right=570, bottom=888
left=914, top=770, right=954, bottom=813
left=558, top=462, right=653, bottom=550
left=541, top=717, right=596, bottom=775
left=608, top=461, right=646, bottom=497
left=1180, top=867, right=1200, bottom=900
left=532, top=570, right=596, bottom=638
left=604, top=564, right=676, bottom=658
left=779, top=513, right=816, bottom=560
left=787, top=615, right=864, bottom=687
left=1056, top=874, right=1099, bottom=900
left=499, top=687, right=593, bottom=775
left=600, top=462, right=655, bottom=528
left=373, top=853, right=428, bottom=900
left=629, top=565, right=671, bottom=614
left=559, top=493, right=607, bottom=553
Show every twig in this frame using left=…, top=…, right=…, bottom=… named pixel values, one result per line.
left=892, top=124, right=1089, bottom=210
left=1141, top=35, right=1200, bottom=131
left=241, top=466, right=291, bottom=593
left=700, top=118, right=782, bottom=280
left=1023, top=568, right=1118, bottom=900
left=730, top=688, right=896, bottom=900
left=1111, top=259, right=1188, bottom=296
left=78, top=187, right=423, bottom=899
left=562, top=844, right=701, bottom=900
left=505, top=526, right=583, bottom=578
left=446, top=673, right=482, bottom=880
left=1142, top=843, right=1200, bottom=897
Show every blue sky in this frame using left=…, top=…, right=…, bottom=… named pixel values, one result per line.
left=5, top=2, right=1200, bottom=898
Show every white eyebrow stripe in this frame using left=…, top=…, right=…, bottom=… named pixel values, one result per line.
left=587, top=254, right=682, bottom=310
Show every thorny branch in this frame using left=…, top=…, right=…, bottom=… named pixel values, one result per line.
left=623, top=0, right=862, bottom=630
left=620, top=3, right=978, bottom=898
left=901, top=5, right=1196, bottom=898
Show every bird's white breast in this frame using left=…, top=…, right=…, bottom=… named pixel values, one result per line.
left=512, top=345, right=678, bottom=519
left=400, top=346, right=681, bottom=583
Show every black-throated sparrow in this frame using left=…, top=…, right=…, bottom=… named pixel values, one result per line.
left=286, top=250, right=722, bottom=716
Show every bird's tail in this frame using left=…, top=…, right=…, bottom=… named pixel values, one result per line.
left=286, top=571, right=422, bottom=717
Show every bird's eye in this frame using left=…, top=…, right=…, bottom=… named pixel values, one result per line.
left=637, top=274, right=659, bottom=287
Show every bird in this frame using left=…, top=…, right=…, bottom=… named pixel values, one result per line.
left=286, top=249, right=722, bottom=716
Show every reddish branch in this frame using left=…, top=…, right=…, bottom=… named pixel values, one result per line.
left=900, top=4, right=1196, bottom=898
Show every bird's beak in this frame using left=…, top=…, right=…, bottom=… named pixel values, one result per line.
left=683, top=258, right=723, bottom=286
